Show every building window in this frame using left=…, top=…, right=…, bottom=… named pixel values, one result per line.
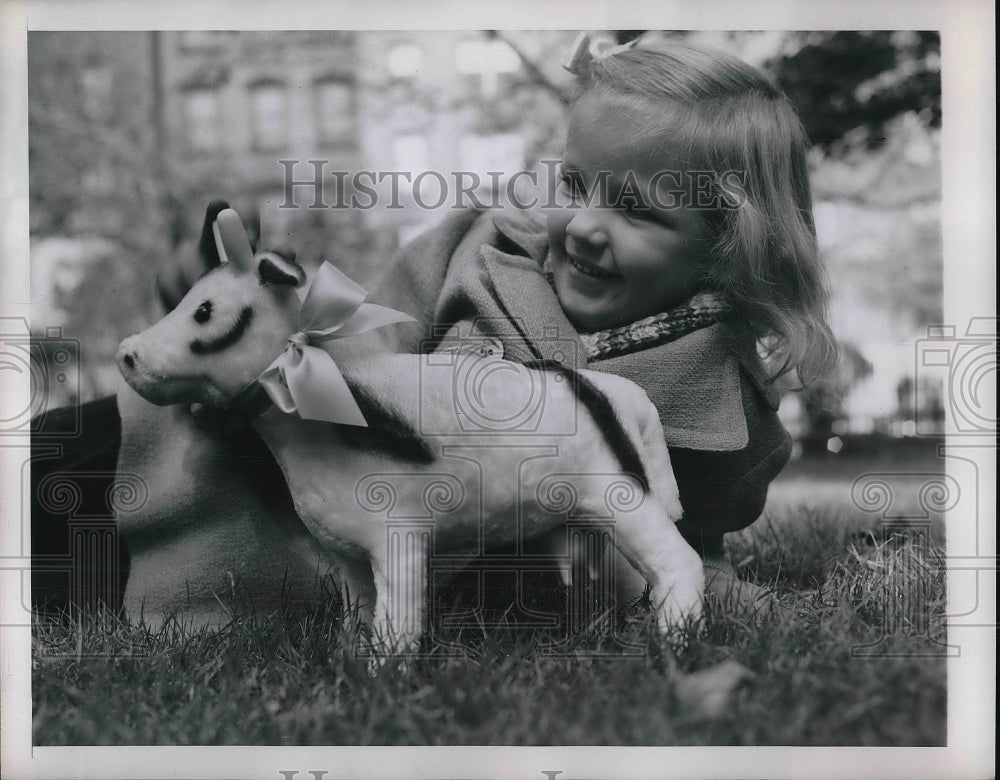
left=183, top=88, right=221, bottom=152
left=454, top=39, right=520, bottom=97
left=458, top=133, right=524, bottom=184
left=390, top=98, right=430, bottom=133
left=314, top=78, right=354, bottom=145
left=387, top=44, right=424, bottom=79
left=257, top=190, right=295, bottom=246
left=178, top=31, right=233, bottom=53
left=392, top=133, right=430, bottom=172
left=81, top=158, right=115, bottom=196
left=248, top=80, right=288, bottom=151
left=80, top=61, right=113, bottom=120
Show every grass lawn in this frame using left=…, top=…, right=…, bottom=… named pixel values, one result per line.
left=32, top=450, right=948, bottom=746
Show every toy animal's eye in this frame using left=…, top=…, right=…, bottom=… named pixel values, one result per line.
left=194, top=301, right=212, bottom=324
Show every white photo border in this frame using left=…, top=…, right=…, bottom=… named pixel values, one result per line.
left=2, top=1, right=995, bottom=778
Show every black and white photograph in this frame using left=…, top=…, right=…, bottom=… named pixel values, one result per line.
left=0, top=2, right=994, bottom=778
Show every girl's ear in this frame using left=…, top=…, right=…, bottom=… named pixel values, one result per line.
left=257, top=250, right=306, bottom=287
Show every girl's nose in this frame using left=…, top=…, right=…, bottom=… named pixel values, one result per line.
left=565, top=208, right=609, bottom=249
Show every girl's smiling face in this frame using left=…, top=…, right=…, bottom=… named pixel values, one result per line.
left=547, top=91, right=711, bottom=332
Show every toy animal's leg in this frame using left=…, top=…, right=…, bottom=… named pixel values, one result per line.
left=609, top=502, right=704, bottom=635
left=632, top=396, right=684, bottom=523
left=369, top=532, right=428, bottom=655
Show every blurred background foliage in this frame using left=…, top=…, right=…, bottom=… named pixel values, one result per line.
left=25, top=30, right=944, bottom=452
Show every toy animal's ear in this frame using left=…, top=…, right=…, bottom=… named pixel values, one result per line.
left=257, top=249, right=306, bottom=287
left=197, top=200, right=231, bottom=268
left=214, top=208, right=256, bottom=272
left=245, top=212, right=261, bottom=254
left=156, top=199, right=231, bottom=312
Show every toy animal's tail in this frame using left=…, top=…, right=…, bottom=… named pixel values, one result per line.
left=523, top=359, right=650, bottom=494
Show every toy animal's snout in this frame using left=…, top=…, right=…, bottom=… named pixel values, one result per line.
left=117, top=330, right=209, bottom=406
left=116, top=333, right=142, bottom=381
left=118, top=336, right=149, bottom=376
left=117, top=340, right=142, bottom=391
left=117, top=333, right=158, bottom=382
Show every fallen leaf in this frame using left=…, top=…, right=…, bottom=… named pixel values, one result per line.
left=672, top=660, right=755, bottom=720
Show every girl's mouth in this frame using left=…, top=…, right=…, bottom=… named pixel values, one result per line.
left=566, top=254, right=619, bottom=279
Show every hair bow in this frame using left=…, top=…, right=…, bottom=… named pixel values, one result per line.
left=256, top=262, right=415, bottom=426
left=563, top=32, right=640, bottom=78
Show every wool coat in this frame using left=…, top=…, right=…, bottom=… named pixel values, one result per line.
left=356, top=207, right=793, bottom=553
left=105, top=206, right=790, bottom=625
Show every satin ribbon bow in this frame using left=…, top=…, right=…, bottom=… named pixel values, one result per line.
left=256, top=262, right=415, bottom=426
left=563, top=32, right=639, bottom=78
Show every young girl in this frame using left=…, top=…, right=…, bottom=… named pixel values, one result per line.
left=351, top=37, right=836, bottom=612
left=33, top=36, right=835, bottom=623
left=563, top=39, right=837, bottom=608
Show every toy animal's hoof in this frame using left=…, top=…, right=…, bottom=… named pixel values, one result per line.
left=366, top=653, right=411, bottom=677
left=652, top=572, right=705, bottom=647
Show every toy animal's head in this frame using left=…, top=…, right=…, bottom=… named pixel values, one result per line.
left=118, top=201, right=307, bottom=408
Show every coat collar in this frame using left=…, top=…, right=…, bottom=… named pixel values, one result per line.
left=492, top=211, right=550, bottom=264
left=479, top=246, right=588, bottom=369
left=491, top=209, right=780, bottom=409
left=480, top=210, right=588, bottom=368
left=482, top=210, right=776, bottom=451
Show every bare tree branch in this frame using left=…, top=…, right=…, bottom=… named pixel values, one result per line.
left=485, top=30, right=573, bottom=106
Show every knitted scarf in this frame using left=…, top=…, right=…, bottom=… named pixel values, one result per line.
left=579, top=292, right=730, bottom=361
left=542, top=261, right=730, bottom=362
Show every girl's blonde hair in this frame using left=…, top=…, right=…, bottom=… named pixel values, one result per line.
left=582, top=40, right=838, bottom=385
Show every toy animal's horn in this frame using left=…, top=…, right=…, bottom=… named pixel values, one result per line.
left=213, top=209, right=255, bottom=272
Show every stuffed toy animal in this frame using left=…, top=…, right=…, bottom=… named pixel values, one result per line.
left=117, top=207, right=704, bottom=652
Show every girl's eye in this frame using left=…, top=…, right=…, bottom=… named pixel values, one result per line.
left=194, top=301, right=212, bottom=324
left=621, top=200, right=652, bottom=221
left=559, top=172, right=587, bottom=201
